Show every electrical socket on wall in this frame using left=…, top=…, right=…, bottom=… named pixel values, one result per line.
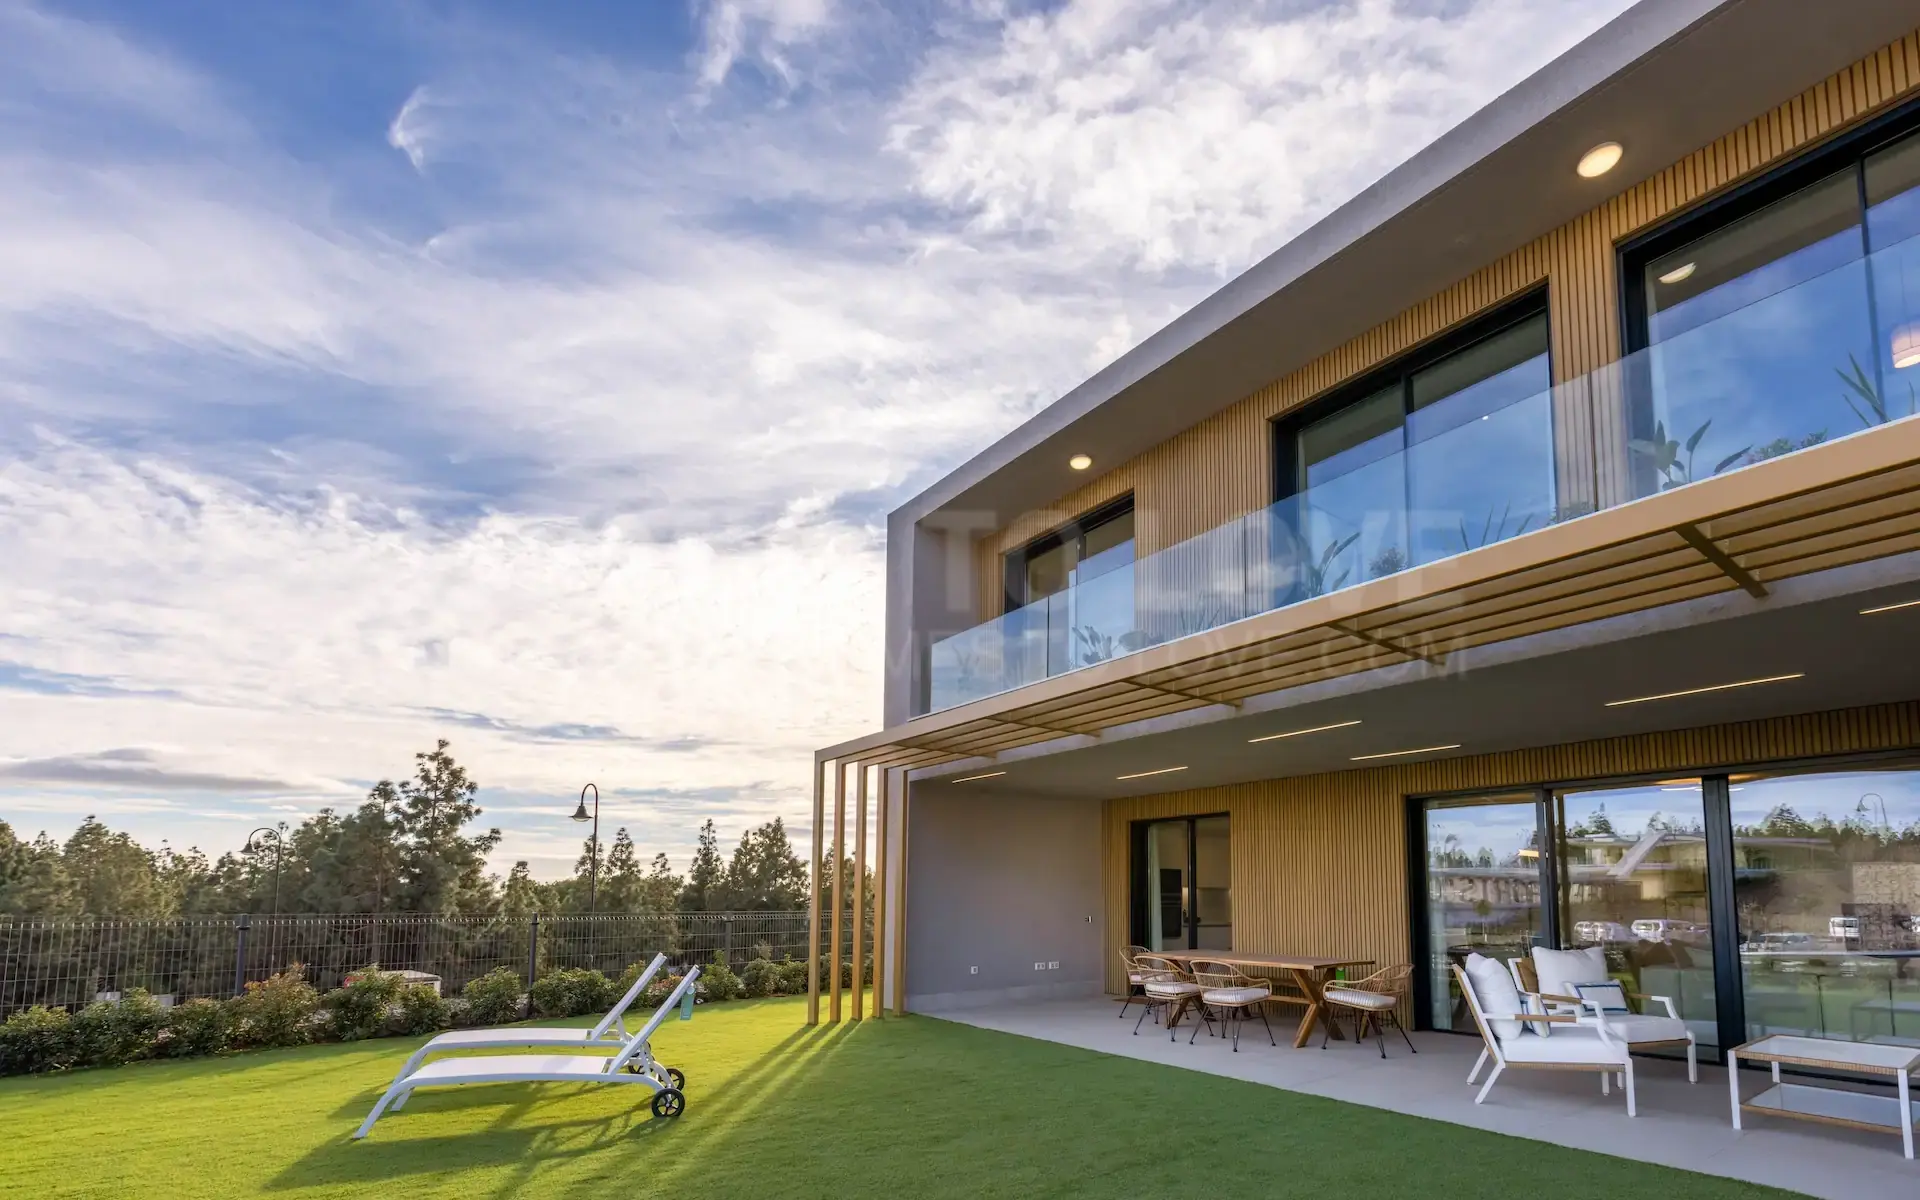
left=969, top=966, right=978, bottom=975
left=1034, top=961, right=1046, bottom=971
left=1048, top=961, right=1059, bottom=970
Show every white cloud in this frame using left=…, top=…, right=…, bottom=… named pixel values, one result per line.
left=695, top=0, right=839, bottom=91
left=0, top=0, right=1636, bottom=875
left=893, top=0, right=1629, bottom=273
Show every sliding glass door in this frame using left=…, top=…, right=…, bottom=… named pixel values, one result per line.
left=1729, top=766, right=1920, bottom=1045
left=1420, top=793, right=1549, bottom=1033
left=1553, top=781, right=1720, bottom=1052
left=1132, top=815, right=1231, bottom=953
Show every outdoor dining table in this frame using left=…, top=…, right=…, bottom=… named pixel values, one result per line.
left=1153, top=952, right=1375, bottom=1048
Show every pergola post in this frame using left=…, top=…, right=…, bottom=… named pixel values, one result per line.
left=829, top=759, right=847, bottom=1023
left=872, top=765, right=890, bottom=1019
left=806, top=757, right=824, bottom=1025
left=852, top=762, right=868, bottom=1020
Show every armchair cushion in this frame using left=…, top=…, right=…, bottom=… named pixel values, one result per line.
left=1201, top=985, right=1270, bottom=1005
left=1324, top=987, right=1396, bottom=1011
left=1532, top=945, right=1608, bottom=999
left=1144, top=980, right=1202, bottom=999
left=1464, top=953, right=1526, bottom=1042
left=1500, top=1026, right=1627, bottom=1065
left=1596, top=1012, right=1690, bottom=1045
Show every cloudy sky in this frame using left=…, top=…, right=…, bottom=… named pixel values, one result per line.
left=0, top=0, right=1636, bottom=878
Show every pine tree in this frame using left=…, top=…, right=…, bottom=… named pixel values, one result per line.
left=680, top=819, right=724, bottom=911
left=721, top=818, right=809, bottom=910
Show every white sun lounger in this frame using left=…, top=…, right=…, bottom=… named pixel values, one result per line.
left=383, top=953, right=669, bottom=1085
left=353, top=965, right=701, bottom=1139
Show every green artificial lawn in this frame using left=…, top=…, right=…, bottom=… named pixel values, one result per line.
left=0, top=995, right=1792, bottom=1199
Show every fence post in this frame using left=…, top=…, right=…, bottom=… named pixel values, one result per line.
left=723, top=918, right=732, bottom=967
left=232, top=914, right=251, bottom=998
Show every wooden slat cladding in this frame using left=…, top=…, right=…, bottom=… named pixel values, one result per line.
left=1099, top=700, right=1920, bottom=996
left=970, top=30, right=1920, bottom=620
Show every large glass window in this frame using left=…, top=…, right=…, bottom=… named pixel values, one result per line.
left=1421, top=794, right=1547, bottom=1033
left=1002, top=498, right=1137, bottom=672
left=1285, top=309, right=1554, bottom=597
left=1555, top=781, right=1720, bottom=1051
left=1730, top=767, right=1920, bottom=1045
left=1631, top=126, right=1920, bottom=498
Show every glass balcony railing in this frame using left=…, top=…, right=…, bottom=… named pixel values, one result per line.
left=922, top=230, right=1920, bottom=716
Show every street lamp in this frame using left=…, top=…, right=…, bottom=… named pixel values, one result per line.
left=572, top=783, right=600, bottom=914
left=245, top=826, right=286, bottom=918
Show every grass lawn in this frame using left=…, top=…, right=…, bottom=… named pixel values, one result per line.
left=0, top=995, right=1792, bottom=1199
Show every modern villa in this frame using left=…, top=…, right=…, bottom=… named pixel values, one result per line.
left=808, top=0, right=1920, bottom=1133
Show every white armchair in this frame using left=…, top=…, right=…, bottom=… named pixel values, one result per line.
left=1509, top=948, right=1697, bottom=1083
left=1456, top=956, right=1638, bottom=1116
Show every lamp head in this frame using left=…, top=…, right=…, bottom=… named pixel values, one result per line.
left=571, top=801, right=591, bottom=822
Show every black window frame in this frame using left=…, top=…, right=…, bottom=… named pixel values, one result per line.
left=1618, top=93, right=1920, bottom=358
left=1269, top=287, right=1552, bottom=504
left=1001, top=493, right=1135, bottom=616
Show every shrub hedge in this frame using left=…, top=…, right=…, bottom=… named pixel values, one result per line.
left=0, top=953, right=801, bottom=1076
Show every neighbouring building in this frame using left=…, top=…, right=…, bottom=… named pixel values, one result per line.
left=810, top=0, right=1920, bottom=1061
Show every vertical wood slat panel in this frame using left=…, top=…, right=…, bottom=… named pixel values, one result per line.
left=1100, top=700, right=1920, bottom=995
left=965, top=28, right=1920, bottom=623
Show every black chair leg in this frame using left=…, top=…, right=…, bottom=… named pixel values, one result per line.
left=1133, top=1001, right=1156, bottom=1036
left=1395, top=1012, right=1417, bottom=1055
left=1259, top=1003, right=1275, bottom=1047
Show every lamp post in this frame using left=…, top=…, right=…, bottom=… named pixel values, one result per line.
left=572, top=783, right=600, bottom=915
left=245, top=826, right=286, bottom=918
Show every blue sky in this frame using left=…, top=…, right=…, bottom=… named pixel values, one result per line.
left=0, top=0, right=1634, bottom=878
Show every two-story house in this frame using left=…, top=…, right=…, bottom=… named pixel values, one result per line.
left=810, top=0, right=1920, bottom=1061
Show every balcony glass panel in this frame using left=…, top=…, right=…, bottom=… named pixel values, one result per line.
left=919, top=227, right=1920, bottom=716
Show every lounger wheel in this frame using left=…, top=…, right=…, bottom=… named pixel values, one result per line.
left=650, top=1087, right=685, bottom=1118
left=665, top=1066, right=685, bottom=1089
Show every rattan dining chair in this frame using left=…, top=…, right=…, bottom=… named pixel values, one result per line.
left=1187, top=959, right=1275, bottom=1052
left=1132, top=955, right=1207, bottom=1040
left=1321, top=964, right=1416, bottom=1058
left=1117, top=944, right=1152, bottom=1020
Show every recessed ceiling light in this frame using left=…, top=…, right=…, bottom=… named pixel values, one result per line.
left=1658, top=262, right=1696, bottom=285
left=1350, top=744, right=1461, bottom=761
left=950, top=770, right=1006, bottom=783
left=1603, top=673, right=1803, bottom=707
left=1577, top=141, right=1623, bottom=178
left=1861, top=598, right=1920, bottom=615
left=1249, top=719, right=1361, bottom=744
left=1068, top=454, right=1093, bottom=471
left=1117, top=766, right=1187, bottom=780
left=1895, top=322, right=1920, bottom=370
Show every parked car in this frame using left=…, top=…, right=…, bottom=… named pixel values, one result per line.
left=1573, top=920, right=1636, bottom=944
left=1631, top=919, right=1709, bottom=943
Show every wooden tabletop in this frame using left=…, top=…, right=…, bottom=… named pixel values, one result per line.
left=1148, top=951, right=1374, bottom=972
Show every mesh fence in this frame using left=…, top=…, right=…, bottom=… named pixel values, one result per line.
left=0, top=911, right=839, bottom=1015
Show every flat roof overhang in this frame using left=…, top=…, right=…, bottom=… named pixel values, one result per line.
left=898, top=0, right=1920, bottom=533
left=828, top=419, right=1920, bottom=772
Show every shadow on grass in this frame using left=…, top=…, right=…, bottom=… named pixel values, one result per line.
left=280, top=1017, right=844, bottom=1191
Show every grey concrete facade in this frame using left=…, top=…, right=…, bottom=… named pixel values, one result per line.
left=903, top=788, right=1105, bottom=1012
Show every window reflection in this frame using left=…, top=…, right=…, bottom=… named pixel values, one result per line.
left=1731, top=768, right=1920, bottom=1045
left=1423, top=795, right=1544, bottom=1033
left=1556, top=782, right=1719, bottom=1050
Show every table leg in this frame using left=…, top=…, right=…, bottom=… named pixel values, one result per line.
left=1289, top=968, right=1343, bottom=1048
left=1901, top=1070, right=1913, bottom=1161
left=1728, top=1050, right=1742, bottom=1131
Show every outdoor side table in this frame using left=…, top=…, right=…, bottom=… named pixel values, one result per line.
left=1728, top=1035, right=1920, bottom=1159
